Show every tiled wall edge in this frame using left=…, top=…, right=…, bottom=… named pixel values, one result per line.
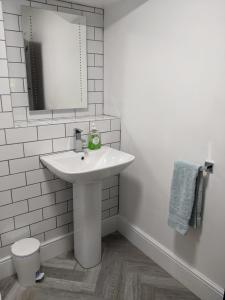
left=0, top=0, right=121, bottom=259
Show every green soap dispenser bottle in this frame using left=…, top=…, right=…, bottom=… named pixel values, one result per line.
left=88, top=122, right=101, bottom=150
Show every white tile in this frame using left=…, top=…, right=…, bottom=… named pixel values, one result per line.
left=3, top=13, right=19, bottom=31
left=43, top=202, right=67, bottom=219
left=66, top=121, right=89, bottom=136
left=95, top=28, right=103, bottom=41
left=102, top=210, right=110, bottom=220
left=10, top=78, right=24, bottom=92
left=68, top=199, right=73, bottom=211
left=13, top=107, right=26, bottom=120
left=24, top=140, right=52, bottom=156
left=38, top=124, right=65, bottom=140
left=30, top=218, right=56, bottom=236
left=96, top=104, right=103, bottom=115
left=0, top=144, right=23, bottom=161
left=110, top=186, right=119, bottom=198
left=72, top=4, right=94, bottom=12
left=57, top=6, right=76, bottom=13
left=2, top=0, right=27, bottom=15
left=15, top=210, right=42, bottom=229
left=21, top=48, right=25, bottom=63
left=23, top=78, right=27, bottom=92
left=95, top=54, right=103, bottom=67
left=102, top=197, right=118, bottom=211
left=6, top=127, right=37, bottom=144
left=8, top=62, right=26, bottom=77
left=27, top=109, right=52, bottom=120
left=88, top=80, right=95, bottom=92
left=0, top=22, right=5, bottom=40
left=26, top=168, right=54, bottom=185
left=102, top=189, right=109, bottom=201
left=11, top=93, right=28, bottom=107
left=0, top=161, right=9, bottom=176
left=28, top=193, right=55, bottom=211
left=56, top=188, right=73, bottom=203
left=1, top=95, right=12, bottom=112
left=12, top=183, right=41, bottom=202
left=6, top=47, right=21, bottom=62
left=111, top=119, right=121, bottom=131
left=0, top=190, right=11, bottom=207
left=85, top=12, right=104, bottom=27
left=0, top=130, right=5, bottom=145
left=0, top=4, right=2, bottom=20
left=94, top=120, right=110, bottom=132
left=0, top=112, right=13, bottom=129
left=53, top=137, right=74, bottom=152
left=88, top=67, right=103, bottom=79
left=95, top=80, right=104, bottom=91
left=45, top=225, right=68, bottom=241
left=0, top=78, right=10, bottom=94
left=103, top=176, right=118, bottom=189
left=111, top=142, right=120, bottom=150
left=0, top=245, right=11, bottom=259
left=9, top=156, right=40, bottom=174
left=0, top=218, right=14, bottom=234
left=95, top=8, right=104, bottom=15
left=52, top=109, right=75, bottom=119
left=1, top=226, right=30, bottom=246
left=0, top=173, right=26, bottom=192
left=33, top=233, right=44, bottom=243
left=88, top=92, right=103, bottom=104
left=87, top=26, right=94, bottom=40
left=87, top=40, right=103, bottom=54
left=57, top=212, right=73, bottom=227
left=5, top=31, right=23, bottom=47
left=47, top=0, right=71, bottom=8
left=0, top=60, right=8, bottom=77
left=88, top=53, right=95, bottom=66
left=101, top=131, right=120, bottom=144
left=41, top=179, right=68, bottom=194
left=0, top=200, right=28, bottom=221
left=0, top=41, right=6, bottom=58
left=76, top=104, right=96, bottom=118
left=110, top=206, right=118, bottom=217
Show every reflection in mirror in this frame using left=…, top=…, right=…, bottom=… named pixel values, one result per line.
left=21, top=6, right=87, bottom=111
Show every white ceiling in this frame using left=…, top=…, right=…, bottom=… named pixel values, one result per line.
left=70, top=0, right=120, bottom=8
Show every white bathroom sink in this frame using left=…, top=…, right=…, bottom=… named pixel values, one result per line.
left=40, top=146, right=135, bottom=269
left=40, top=146, right=135, bottom=183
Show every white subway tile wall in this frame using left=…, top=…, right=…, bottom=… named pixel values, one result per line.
left=0, top=0, right=121, bottom=258
left=2, top=0, right=105, bottom=119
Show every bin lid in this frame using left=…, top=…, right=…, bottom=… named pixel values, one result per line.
left=11, top=238, right=40, bottom=257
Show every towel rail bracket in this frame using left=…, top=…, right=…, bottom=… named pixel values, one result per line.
left=201, top=161, right=214, bottom=174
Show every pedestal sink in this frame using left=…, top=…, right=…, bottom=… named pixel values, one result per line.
left=40, top=146, right=135, bottom=268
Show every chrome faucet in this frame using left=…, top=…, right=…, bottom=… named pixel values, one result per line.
left=74, top=128, right=86, bottom=153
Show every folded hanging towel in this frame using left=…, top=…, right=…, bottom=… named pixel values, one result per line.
left=168, top=161, right=203, bottom=235
left=189, top=170, right=204, bottom=229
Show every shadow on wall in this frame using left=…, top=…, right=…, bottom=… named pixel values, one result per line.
left=105, top=0, right=149, bottom=27
left=173, top=174, right=210, bottom=266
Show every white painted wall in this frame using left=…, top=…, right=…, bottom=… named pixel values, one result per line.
left=105, top=0, right=225, bottom=289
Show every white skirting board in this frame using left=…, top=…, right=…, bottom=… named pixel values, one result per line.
left=0, top=216, right=118, bottom=280
left=117, top=215, right=224, bottom=300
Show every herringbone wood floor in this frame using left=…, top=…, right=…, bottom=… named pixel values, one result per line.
left=0, top=233, right=199, bottom=300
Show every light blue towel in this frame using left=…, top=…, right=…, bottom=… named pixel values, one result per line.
left=168, top=161, right=202, bottom=235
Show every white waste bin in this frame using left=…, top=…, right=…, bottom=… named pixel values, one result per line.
left=11, top=238, right=40, bottom=286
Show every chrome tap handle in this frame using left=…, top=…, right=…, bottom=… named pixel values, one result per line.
left=74, top=128, right=83, bottom=140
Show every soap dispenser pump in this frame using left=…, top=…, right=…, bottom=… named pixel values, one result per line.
left=88, top=122, right=101, bottom=150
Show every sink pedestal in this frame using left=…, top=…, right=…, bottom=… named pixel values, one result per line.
left=73, top=181, right=102, bottom=268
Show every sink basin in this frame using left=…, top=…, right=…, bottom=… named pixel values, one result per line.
left=40, top=146, right=135, bottom=268
left=40, top=146, right=135, bottom=183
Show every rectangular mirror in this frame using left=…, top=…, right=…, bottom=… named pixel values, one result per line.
left=21, top=6, right=87, bottom=111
